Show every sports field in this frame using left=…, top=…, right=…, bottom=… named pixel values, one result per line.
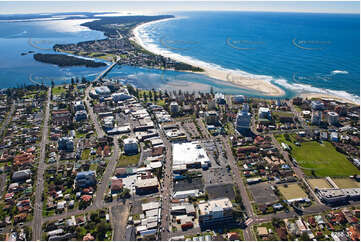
left=307, top=178, right=332, bottom=189
left=278, top=183, right=307, bottom=200
left=332, top=178, right=360, bottom=189
left=276, top=134, right=359, bottom=177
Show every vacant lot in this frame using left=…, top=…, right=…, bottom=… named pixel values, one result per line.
left=307, top=178, right=332, bottom=190
left=276, top=134, right=358, bottom=177
left=117, top=153, right=140, bottom=167
left=332, top=178, right=360, bottom=189
left=248, top=182, right=279, bottom=204
left=278, top=183, right=307, bottom=201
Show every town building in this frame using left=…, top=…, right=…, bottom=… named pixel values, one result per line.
left=74, top=101, right=85, bottom=111
left=170, top=102, right=179, bottom=115
left=172, top=142, right=210, bottom=169
left=232, top=95, right=246, bottom=104
left=123, top=138, right=139, bottom=155
left=311, top=111, right=322, bottom=125
left=198, top=198, right=233, bottom=227
left=235, top=104, right=251, bottom=135
left=327, top=111, right=339, bottom=125
left=58, top=137, right=74, bottom=151
left=111, top=92, right=132, bottom=102
left=75, top=110, right=87, bottom=121
left=311, top=100, right=324, bottom=110
left=75, top=171, right=97, bottom=188
left=214, top=92, right=226, bottom=104
left=258, top=107, right=271, bottom=120
left=205, top=111, right=218, bottom=125
left=94, top=86, right=111, bottom=97
left=135, top=177, right=159, bottom=194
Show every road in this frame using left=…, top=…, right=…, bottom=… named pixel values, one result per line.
left=111, top=203, right=130, bottom=240
left=0, top=102, right=15, bottom=137
left=94, top=136, right=120, bottom=209
left=84, top=85, right=105, bottom=138
left=220, top=135, right=255, bottom=241
left=32, top=88, right=51, bottom=240
left=159, top=126, right=173, bottom=240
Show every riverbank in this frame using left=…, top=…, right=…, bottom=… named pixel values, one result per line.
left=131, top=18, right=285, bottom=97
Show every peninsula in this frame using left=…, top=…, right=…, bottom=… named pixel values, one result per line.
left=53, top=15, right=203, bottom=72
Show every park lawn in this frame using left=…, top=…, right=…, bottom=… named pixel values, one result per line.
left=332, top=178, right=360, bottom=189
left=117, top=153, right=140, bottom=167
left=278, top=183, right=307, bottom=200
left=52, top=86, right=66, bottom=96
left=276, top=134, right=358, bottom=177
left=292, top=141, right=358, bottom=177
left=307, top=178, right=332, bottom=189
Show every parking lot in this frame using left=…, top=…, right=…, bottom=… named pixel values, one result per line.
left=202, top=167, right=233, bottom=185
left=206, top=183, right=236, bottom=200
left=248, top=182, right=279, bottom=204
left=173, top=177, right=204, bottom=193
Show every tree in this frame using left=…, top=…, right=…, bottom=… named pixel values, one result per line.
left=300, top=232, right=310, bottom=241
left=51, top=80, right=55, bottom=88
left=95, top=222, right=111, bottom=240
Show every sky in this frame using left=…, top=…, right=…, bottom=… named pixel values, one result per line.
left=0, top=1, right=359, bottom=15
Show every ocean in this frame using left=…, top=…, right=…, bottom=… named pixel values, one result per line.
left=0, top=11, right=359, bottom=102
left=135, top=11, right=360, bottom=102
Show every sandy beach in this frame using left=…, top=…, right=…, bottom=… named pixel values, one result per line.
left=131, top=19, right=285, bottom=97
left=300, top=93, right=360, bottom=105
left=131, top=18, right=359, bottom=104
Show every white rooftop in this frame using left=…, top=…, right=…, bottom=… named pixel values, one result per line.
left=172, top=142, right=210, bottom=167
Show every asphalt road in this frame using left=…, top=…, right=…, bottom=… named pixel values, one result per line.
left=94, top=136, right=120, bottom=209
left=0, top=102, right=15, bottom=137
left=111, top=203, right=129, bottom=240
left=32, top=88, right=51, bottom=240
left=159, top=127, right=173, bottom=240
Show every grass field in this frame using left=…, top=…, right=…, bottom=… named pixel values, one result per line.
left=278, top=183, right=307, bottom=200
left=332, top=178, right=360, bottom=189
left=276, top=134, right=358, bottom=177
left=117, top=153, right=140, bottom=167
left=307, top=178, right=332, bottom=189
left=52, top=86, right=66, bottom=96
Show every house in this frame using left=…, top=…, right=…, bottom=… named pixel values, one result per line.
left=111, top=178, right=123, bottom=193
left=12, top=169, right=31, bottom=182
left=257, top=227, right=269, bottom=237
left=227, top=232, right=240, bottom=241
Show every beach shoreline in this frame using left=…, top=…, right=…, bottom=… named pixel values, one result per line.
left=131, top=17, right=360, bottom=105
left=131, top=18, right=286, bottom=97
left=299, top=93, right=359, bottom=105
